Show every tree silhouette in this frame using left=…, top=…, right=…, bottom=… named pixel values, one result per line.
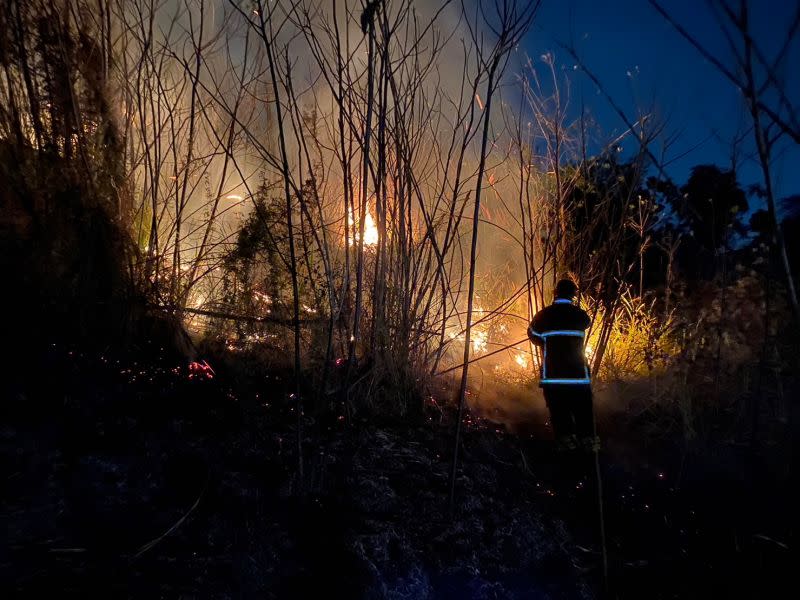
left=677, top=165, right=748, bottom=252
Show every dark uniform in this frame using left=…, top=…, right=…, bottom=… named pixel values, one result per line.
left=528, top=298, right=596, bottom=451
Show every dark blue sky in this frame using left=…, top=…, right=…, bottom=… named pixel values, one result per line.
left=520, top=0, right=800, bottom=213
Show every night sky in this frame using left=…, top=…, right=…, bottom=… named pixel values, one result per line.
left=522, top=0, right=800, bottom=214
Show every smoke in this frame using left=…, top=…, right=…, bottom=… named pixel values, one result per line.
left=110, top=1, right=647, bottom=414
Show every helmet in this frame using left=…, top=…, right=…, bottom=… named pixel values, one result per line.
left=555, top=279, right=578, bottom=299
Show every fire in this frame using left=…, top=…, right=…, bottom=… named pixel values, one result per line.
left=348, top=208, right=379, bottom=248
left=514, top=352, right=528, bottom=369
left=584, top=342, right=594, bottom=360
left=363, top=212, right=378, bottom=246
left=190, top=293, right=207, bottom=309
left=472, top=330, right=488, bottom=354
left=253, top=291, right=272, bottom=313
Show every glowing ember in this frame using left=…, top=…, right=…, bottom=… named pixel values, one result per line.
left=188, top=359, right=215, bottom=380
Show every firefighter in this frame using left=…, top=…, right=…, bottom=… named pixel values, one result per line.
left=527, top=279, right=599, bottom=454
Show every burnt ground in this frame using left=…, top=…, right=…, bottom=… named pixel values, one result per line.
left=1, top=345, right=793, bottom=599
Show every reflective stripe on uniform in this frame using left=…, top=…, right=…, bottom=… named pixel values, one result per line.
left=537, top=329, right=585, bottom=338
left=529, top=300, right=590, bottom=385
left=537, top=329, right=590, bottom=383
left=529, top=329, right=584, bottom=338
left=540, top=377, right=591, bottom=385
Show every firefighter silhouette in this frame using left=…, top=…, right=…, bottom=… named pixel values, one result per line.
left=528, top=279, right=598, bottom=453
